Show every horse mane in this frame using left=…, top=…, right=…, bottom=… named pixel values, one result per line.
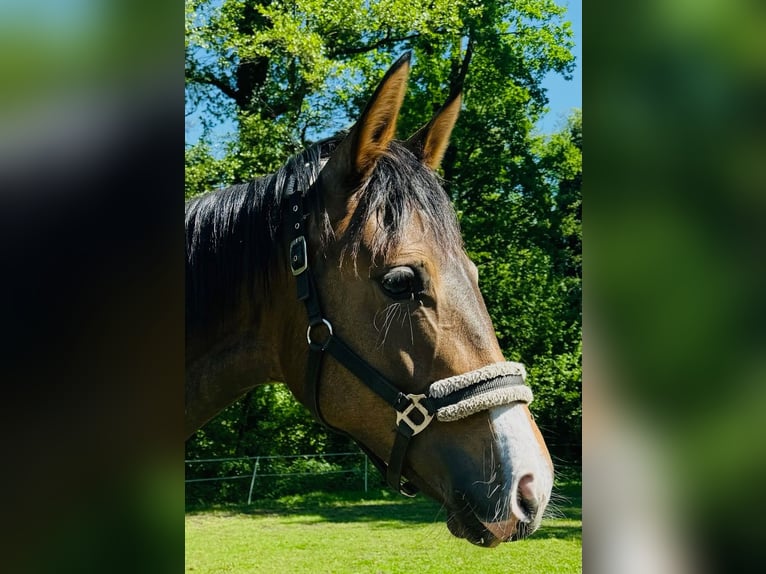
left=184, top=138, right=463, bottom=337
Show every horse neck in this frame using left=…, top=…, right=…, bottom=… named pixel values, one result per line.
left=185, top=260, right=307, bottom=437
left=184, top=182, right=308, bottom=437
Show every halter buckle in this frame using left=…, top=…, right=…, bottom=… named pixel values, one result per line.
left=289, top=236, right=308, bottom=276
left=396, top=394, right=434, bottom=436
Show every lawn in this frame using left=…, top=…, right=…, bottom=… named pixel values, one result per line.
left=185, top=482, right=581, bottom=573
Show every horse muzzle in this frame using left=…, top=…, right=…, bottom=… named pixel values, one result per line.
left=437, top=395, right=553, bottom=546
left=446, top=469, right=547, bottom=546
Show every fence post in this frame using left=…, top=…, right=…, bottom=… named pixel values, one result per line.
left=247, top=457, right=260, bottom=504
left=364, top=454, right=368, bottom=493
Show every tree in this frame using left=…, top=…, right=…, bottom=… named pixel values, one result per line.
left=185, top=0, right=574, bottom=194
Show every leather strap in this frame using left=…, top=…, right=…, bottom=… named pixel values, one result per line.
left=303, top=328, right=420, bottom=494
left=324, top=336, right=407, bottom=409
left=387, top=423, right=415, bottom=493
left=287, top=181, right=420, bottom=495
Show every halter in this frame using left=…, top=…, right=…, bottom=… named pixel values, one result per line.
left=285, top=180, right=533, bottom=496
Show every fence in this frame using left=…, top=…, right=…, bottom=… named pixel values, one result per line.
left=185, top=452, right=369, bottom=504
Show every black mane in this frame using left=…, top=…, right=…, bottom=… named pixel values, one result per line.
left=185, top=138, right=463, bottom=338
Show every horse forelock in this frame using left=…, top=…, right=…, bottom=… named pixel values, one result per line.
left=334, top=141, right=464, bottom=268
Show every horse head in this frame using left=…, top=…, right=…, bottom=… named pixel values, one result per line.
left=279, top=54, right=554, bottom=546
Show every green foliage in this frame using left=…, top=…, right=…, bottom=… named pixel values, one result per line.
left=188, top=384, right=355, bottom=458
left=185, top=0, right=574, bottom=183
left=185, top=0, right=581, bottom=496
left=460, top=112, right=582, bottom=464
left=186, top=384, right=360, bottom=503
left=529, top=343, right=582, bottom=463
left=184, top=140, right=237, bottom=198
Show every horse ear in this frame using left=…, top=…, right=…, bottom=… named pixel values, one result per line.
left=320, top=53, right=410, bottom=219
left=352, top=52, right=411, bottom=175
left=405, top=92, right=461, bottom=170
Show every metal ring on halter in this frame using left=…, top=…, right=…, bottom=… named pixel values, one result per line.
left=306, top=319, right=333, bottom=350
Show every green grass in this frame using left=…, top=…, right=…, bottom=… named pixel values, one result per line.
left=186, top=483, right=581, bottom=573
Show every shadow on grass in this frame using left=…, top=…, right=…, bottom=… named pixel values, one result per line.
left=203, top=488, right=446, bottom=525
left=271, top=500, right=444, bottom=526
left=187, top=481, right=582, bottom=541
left=535, top=523, right=582, bottom=540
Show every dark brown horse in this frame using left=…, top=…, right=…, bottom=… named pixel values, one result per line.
left=185, top=54, right=553, bottom=546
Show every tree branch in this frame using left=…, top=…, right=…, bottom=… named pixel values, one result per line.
left=329, top=32, right=422, bottom=57
left=187, top=67, right=239, bottom=103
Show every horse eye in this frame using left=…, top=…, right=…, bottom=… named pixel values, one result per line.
left=380, top=266, right=417, bottom=298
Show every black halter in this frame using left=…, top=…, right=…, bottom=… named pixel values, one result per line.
left=286, top=183, right=431, bottom=495
left=285, top=180, right=532, bottom=496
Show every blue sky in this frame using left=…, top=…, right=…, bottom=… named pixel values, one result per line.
left=535, top=0, right=582, bottom=134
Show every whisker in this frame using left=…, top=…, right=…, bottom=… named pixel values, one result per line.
left=406, top=305, right=414, bottom=345
left=382, top=305, right=398, bottom=346
left=493, top=492, right=505, bottom=523
left=373, top=301, right=419, bottom=349
left=372, top=305, right=388, bottom=335
left=374, top=302, right=401, bottom=348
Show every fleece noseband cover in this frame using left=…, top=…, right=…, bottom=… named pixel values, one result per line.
left=428, top=361, right=533, bottom=422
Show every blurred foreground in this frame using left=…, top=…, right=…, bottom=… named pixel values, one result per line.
left=587, top=1, right=766, bottom=572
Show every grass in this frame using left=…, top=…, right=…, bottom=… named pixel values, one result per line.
left=186, top=482, right=581, bottom=573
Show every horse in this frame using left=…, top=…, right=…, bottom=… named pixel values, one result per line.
left=185, top=53, right=553, bottom=547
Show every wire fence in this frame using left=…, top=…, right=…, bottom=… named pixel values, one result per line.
left=185, top=451, right=370, bottom=504
left=185, top=447, right=581, bottom=506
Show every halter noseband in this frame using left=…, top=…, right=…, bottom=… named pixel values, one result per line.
left=286, top=182, right=533, bottom=496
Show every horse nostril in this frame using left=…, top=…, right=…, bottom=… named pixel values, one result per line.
left=516, top=473, right=539, bottom=522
